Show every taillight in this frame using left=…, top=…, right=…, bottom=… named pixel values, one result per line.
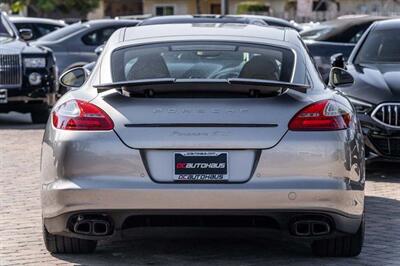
left=288, top=100, right=351, bottom=131
left=52, top=100, right=114, bottom=130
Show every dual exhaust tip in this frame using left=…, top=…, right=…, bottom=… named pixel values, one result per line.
left=71, top=215, right=112, bottom=236
left=291, top=220, right=331, bottom=237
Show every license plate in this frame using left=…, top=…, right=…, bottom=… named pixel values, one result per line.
left=174, top=152, right=228, bottom=182
left=0, top=89, right=7, bottom=104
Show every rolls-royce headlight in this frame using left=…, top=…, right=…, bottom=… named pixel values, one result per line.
left=348, top=97, right=373, bottom=114
left=28, top=72, right=42, bottom=85
left=24, top=58, right=46, bottom=68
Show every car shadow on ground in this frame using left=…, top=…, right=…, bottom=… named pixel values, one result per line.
left=0, top=112, right=46, bottom=129
left=51, top=163, right=399, bottom=265
left=367, top=161, right=400, bottom=182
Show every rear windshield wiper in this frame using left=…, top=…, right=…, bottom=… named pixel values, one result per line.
left=94, top=78, right=310, bottom=95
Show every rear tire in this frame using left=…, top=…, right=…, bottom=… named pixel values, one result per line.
left=311, top=215, right=364, bottom=257
left=43, top=226, right=97, bottom=254
left=31, top=108, right=50, bottom=124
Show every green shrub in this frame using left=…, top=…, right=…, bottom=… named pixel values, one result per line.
left=236, top=1, right=269, bottom=14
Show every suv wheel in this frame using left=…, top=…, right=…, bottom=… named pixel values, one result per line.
left=312, top=215, right=364, bottom=257
left=31, top=108, right=50, bottom=124
left=43, top=226, right=97, bottom=254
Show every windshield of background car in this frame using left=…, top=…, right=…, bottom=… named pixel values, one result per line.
left=355, top=29, right=400, bottom=64
left=37, top=22, right=86, bottom=41
left=111, top=42, right=295, bottom=82
left=0, top=14, right=14, bottom=38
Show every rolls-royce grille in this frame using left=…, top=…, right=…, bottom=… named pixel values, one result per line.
left=370, top=135, right=400, bottom=157
left=0, top=53, right=21, bottom=86
left=372, top=103, right=400, bottom=128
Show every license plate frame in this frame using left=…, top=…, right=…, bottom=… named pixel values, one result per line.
left=174, top=151, right=228, bottom=182
left=0, top=89, right=7, bottom=104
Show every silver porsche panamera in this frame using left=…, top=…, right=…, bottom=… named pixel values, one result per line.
left=41, top=23, right=365, bottom=256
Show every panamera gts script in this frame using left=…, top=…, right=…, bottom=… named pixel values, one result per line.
left=153, top=108, right=249, bottom=114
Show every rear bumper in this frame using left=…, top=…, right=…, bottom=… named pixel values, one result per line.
left=41, top=127, right=365, bottom=239
left=42, top=178, right=364, bottom=238
left=42, top=178, right=364, bottom=217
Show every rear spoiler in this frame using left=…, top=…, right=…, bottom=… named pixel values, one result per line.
left=94, top=78, right=310, bottom=95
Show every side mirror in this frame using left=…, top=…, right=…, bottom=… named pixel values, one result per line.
left=331, top=53, right=345, bottom=68
left=19, top=29, right=33, bottom=41
left=329, top=67, right=354, bottom=88
left=94, top=44, right=104, bottom=56
left=59, top=67, right=88, bottom=88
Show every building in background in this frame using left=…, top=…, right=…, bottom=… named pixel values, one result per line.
left=88, top=0, right=400, bottom=21
left=143, top=0, right=222, bottom=15
left=4, top=0, right=400, bottom=22
left=294, top=0, right=400, bottom=22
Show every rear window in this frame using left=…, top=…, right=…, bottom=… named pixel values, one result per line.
left=111, top=42, right=295, bottom=82
left=36, top=23, right=63, bottom=37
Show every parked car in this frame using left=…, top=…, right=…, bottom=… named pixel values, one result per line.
left=31, top=19, right=139, bottom=75
left=138, top=15, right=268, bottom=26
left=41, top=23, right=365, bottom=257
left=9, top=16, right=66, bottom=40
left=329, top=19, right=400, bottom=161
left=301, top=15, right=387, bottom=81
left=0, top=12, right=57, bottom=123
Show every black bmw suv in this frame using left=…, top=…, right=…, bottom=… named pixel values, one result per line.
left=0, top=12, right=57, bottom=123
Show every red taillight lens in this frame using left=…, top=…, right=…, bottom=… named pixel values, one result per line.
left=52, top=100, right=114, bottom=130
left=288, top=100, right=351, bottom=131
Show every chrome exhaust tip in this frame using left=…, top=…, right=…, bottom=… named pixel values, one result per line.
left=91, top=220, right=111, bottom=236
left=73, top=220, right=92, bottom=235
left=291, top=220, right=331, bottom=237
left=311, top=221, right=331, bottom=236
left=70, top=214, right=113, bottom=236
left=292, top=221, right=312, bottom=236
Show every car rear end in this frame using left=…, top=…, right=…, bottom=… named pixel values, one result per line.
left=41, top=25, right=365, bottom=256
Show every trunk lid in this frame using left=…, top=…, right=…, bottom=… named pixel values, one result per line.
left=92, top=85, right=311, bottom=183
left=94, top=91, right=309, bottom=149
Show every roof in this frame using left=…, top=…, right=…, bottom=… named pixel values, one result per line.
left=373, top=18, right=400, bottom=30
left=83, top=19, right=140, bottom=27
left=9, top=16, right=66, bottom=26
left=226, top=15, right=302, bottom=31
left=320, top=15, right=387, bottom=27
left=139, top=15, right=267, bottom=26
left=124, top=23, right=286, bottom=42
left=300, top=15, right=388, bottom=41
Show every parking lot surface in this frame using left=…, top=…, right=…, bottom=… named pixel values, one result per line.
left=1, top=112, right=400, bottom=265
